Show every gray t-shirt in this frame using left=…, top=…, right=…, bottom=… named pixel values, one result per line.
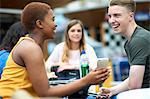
left=124, top=26, right=150, bottom=88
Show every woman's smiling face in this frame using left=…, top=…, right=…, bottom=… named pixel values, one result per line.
left=68, top=23, right=82, bottom=43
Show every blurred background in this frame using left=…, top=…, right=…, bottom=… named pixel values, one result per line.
left=0, top=0, right=150, bottom=86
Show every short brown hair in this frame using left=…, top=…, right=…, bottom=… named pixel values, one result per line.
left=109, top=0, right=136, bottom=13
left=21, top=2, right=51, bottom=31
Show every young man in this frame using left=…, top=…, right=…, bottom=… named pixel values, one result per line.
left=0, top=2, right=110, bottom=98
left=101, top=0, right=150, bottom=97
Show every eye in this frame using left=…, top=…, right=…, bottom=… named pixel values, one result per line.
left=71, top=29, right=75, bottom=32
left=114, top=14, right=121, bottom=18
left=77, top=29, right=81, bottom=32
left=108, top=14, right=111, bottom=18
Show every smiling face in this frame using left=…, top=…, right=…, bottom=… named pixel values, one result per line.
left=108, top=5, right=133, bottom=34
left=21, top=2, right=57, bottom=39
left=41, top=9, right=57, bottom=39
left=68, top=23, right=82, bottom=44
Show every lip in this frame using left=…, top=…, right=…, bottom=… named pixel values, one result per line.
left=111, top=23, right=119, bottom=29
left=54, top=29, right=56, bottom=33
left=53, top=27, right=56, bottom=33
left=72, top=36, right=80, bottom=39
left=112, top=26, right=119, bottom=29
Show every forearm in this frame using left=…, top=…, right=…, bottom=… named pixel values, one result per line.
left=47, top=78, right=87, bottom=97
left=111, top=78, right=129, bottom=95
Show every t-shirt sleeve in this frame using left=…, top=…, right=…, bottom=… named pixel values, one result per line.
left=130, top=37, right=149, bottom=65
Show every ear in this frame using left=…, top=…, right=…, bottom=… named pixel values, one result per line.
left=129, top=12, right=134, bottom=22
left=36, top=20, right=43, bottom=29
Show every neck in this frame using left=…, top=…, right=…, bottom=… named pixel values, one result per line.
left=70, top=42, right=80, bottom=50
left=124, top=21, right=137, bottom=40
left=28, top=30, right=45, bottom=46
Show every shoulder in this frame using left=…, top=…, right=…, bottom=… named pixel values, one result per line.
left=53, top=42, right=65, bottom=51
left=134, top=26, right=150, bottom=42
left=129, top=37, right=148, bottom=51
left=131, top=27, right=150, bottom=46
left=137, top=26, right=150, bottom=34
left=23, top=40, right=41, bottom=52
left=85, top=44, right=94, bottom=50
left=85, top=44, right=96, bottom=54
left=55, top=42, right=65, bottom=48
left=14, top=40, right=43, bottom=58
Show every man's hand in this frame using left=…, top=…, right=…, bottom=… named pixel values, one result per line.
left=99, top=87, right=113, bottom=98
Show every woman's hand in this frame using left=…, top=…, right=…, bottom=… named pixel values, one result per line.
left=83, top=68, right=110, bottom=85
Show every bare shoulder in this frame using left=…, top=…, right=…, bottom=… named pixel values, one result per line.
left=13, top=39, right=44, bottom=66
left=16, top=40, right=42, bottom=56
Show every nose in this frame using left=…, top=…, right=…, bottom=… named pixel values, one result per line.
left=55, top=24, right=57, bottom=28
left=108, top=16, right=115, bottom=24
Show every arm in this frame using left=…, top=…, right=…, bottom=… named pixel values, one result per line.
left=22, top=42, right=110, bottom=97
left=49, top=68, right=110, bottom=97
left=101, top=65, right=145, bottom=96
left=102, top=35, right=148, bottom=96
left=127, top=37, right=146, bottom=89
left=109, top=78, right=129, bottom=96
left=101, top=78, right=129, bottom=97
left=21, top=42, right=50, bottom=96
left=128, top=65, right=145, bottom=89
left=57, top=63, right=79, bottom=72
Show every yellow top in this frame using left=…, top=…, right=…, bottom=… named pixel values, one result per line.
left=0, top=37, right=38, bottom=98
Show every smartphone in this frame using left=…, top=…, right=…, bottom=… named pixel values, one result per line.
left=97, top=58, right=109, bottom=68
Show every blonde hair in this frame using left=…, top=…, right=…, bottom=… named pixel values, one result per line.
left=109, top=0, right=136, bottom=13
left=62, top=19, right=86, bottom=62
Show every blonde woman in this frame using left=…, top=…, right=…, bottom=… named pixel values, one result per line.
left=46, top=19, right=97, bottom=73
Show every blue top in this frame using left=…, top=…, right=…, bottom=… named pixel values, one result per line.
left=0, top=50, right=10, bottom=78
